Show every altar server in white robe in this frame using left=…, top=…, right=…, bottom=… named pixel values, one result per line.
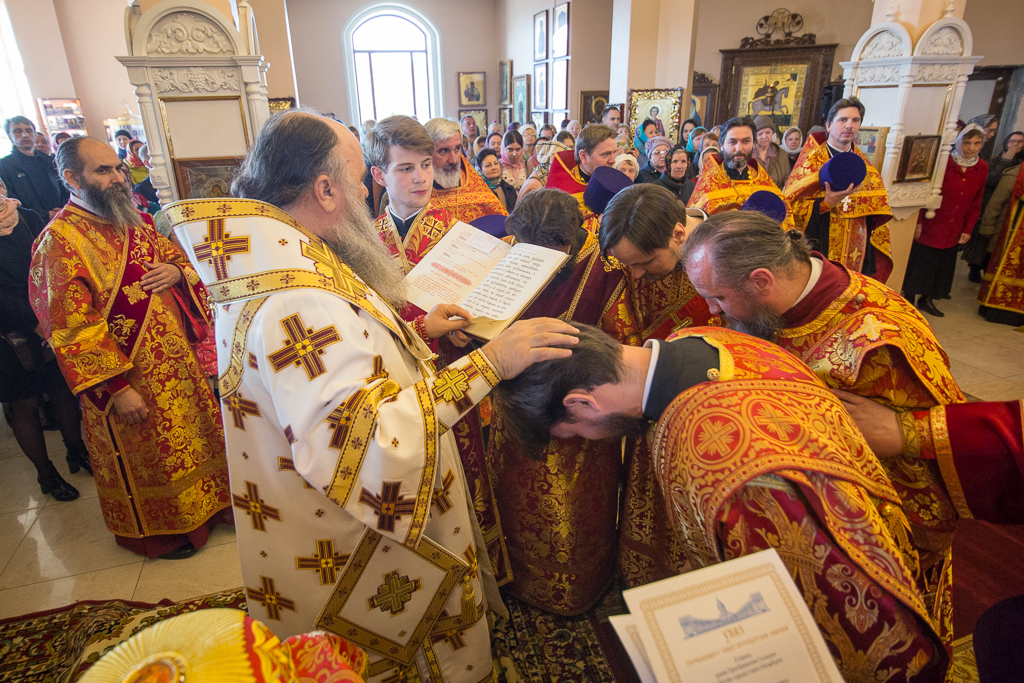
left=167, top=111, right=578, bottom=683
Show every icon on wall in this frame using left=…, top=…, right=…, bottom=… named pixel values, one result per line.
left=458, top=72, right=486, bottom=107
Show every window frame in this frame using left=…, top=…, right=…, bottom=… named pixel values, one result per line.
left=343, top=4, right=444, bottom=125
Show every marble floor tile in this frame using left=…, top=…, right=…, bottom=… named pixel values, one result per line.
left=939, top=336, right=1024, bottom=381
left=132, top=541, right=243, bottom=604
left=959, top=377, right=1024, bottom=403
left=0, top=563, right=144, bottom=620
left=0, top=508, right=41, bottom=574
left=0, top=456, right=52, bottom=514
left=205, top=522, right=237, bottom=548
left=0, top=496, right=142, bottom=590
left=947, top=359, right=1000, bottom=390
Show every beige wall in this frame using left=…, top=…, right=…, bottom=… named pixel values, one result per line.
left=287, top=0, right=499, bottom=124
left=964, top=0, right=1024, bottom=66
left=692, top=0, right=874, bottom=82
left=51, top=0, right=137, bottom=138
left=249, top=0, right=298, bottom=100
left=5, top=0, right=76, bottom=110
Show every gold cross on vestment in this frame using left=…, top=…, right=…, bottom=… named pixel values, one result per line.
left=295, top=539, right=350, bottom=585
left=193, top=218, right=249, bottom=280
left=233, top=481, right=281, bottom=531
left=431, top=613, right=468, bottom=650
left=301, top=239, right=371, bottom=300
left=223, top=392, right=261, bottom=430
left=246, top=576, right=296, bottom=621
left=359, top=482, right=416, bottom=532
left=368, top=570, right=422, bottom=615
left=433, top=469, right=455, bottom=514
left=268, top=313, right=341, bottom=381
left=277, top=457, right=314, bottom=489
left=324, top=391, right=364, bottom=449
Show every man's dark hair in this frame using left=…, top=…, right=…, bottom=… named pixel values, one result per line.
left=541, top=124, right=557, bottom=138
left=493, top=324, right=623, bottom=458
left=826, top=97, right=865, bottom=125
left=55, top=136, right=92, bottom=192
left=602, top=105, right=619, bottom=119
left=476, top=147, right=499, bottom=167
left=575, top=123, right=616, bottom=161
left=364, top=115, right=434, bottom=172
left=505, top=188, right=584, bottom=251
left=720, top=117, right=756, bottom=142
left=599, top=183, right=687, bottom=257
left=232, top=110, right=341, bottom=207
left=560, top=118, right=571, bottom=130
left=681, top=210, right=812, bottom=289
left=5, top=116, right=34, bottom=139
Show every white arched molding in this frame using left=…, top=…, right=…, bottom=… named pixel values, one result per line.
left=913, top=16, right=972, bottom=57
left=131, top=0, right=241, bottom=57
left=342, top=3, right=444, bottom=126
left=853, top=22, right=913, bottom=62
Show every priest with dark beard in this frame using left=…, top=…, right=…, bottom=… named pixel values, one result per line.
left=29, top=136, right=231, bottom=559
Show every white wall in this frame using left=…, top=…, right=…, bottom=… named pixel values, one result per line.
left=287, top=0, right=500, bottom=125
left=965, top=0, right=1024, bottom=66
left=5, top=0, right=76, bottom=110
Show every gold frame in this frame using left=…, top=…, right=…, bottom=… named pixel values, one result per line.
left=856, top=126, right=889, bottom=170
left=157, top=95, right=250, bottom=159
left=627, top=88, right=684, bottom=143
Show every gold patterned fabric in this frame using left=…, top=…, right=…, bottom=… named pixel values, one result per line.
left=686, top=154, right=796, bottom=230
left=776, top=264, right=965, bottom=570
left=429, top=160, right=508, bottom=223
left=785, top=132, right=893, bottom=281
left=978, top=163, right=1024, bottom=316
left=651, top=328, right=946, bottom=682
left=29, top=203, right=230, bottom=543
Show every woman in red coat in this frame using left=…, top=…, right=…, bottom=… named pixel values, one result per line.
left=903, top=125, right=987, bottom=317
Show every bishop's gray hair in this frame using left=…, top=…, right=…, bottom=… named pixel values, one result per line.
left=232, top=109, right=343, bottom=207
left=424, top=117, right=461, bottom=145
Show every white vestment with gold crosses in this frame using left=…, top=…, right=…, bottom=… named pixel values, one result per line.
left=167, top=199, right=503, bottom=683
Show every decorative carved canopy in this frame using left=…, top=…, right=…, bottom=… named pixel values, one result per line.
left=741, top=8, right=816, bottom=49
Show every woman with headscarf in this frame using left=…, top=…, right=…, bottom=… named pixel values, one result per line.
left=968, top=114, right=1000, bottom=160
left=499, top=130, right=529, bottom=191
left=902, top=125, right=987, bottom=317
left=633, top=118, right=658, bottom=167
left=684, top=126, right=707, bottom=179
left=520, top=123, right=538, bottom=161
left=655, top=145, right=695, bottom=203
left=613, top=153, right=640, bottom=181
left=637, top=135, right=673, bottom=184
left=965, top=130, right=1024, bottom=281
left=780, top=126, right=804, bottom=168
left=698, top=144, right=720, bottom=174
left=751, top=116, right=791, bottom=189
left=518, top=139, right=571, bottom=199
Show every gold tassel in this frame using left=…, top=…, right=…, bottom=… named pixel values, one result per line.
left=461, top=576, right=478, bottom=622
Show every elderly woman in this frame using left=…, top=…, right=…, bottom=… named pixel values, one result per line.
left=780, top=126, right=804, bottom=167
left=486, top=131, right=503, bottom=152
left=698, top=144, right=720, bottom=174
left=613, top=153, right=640, bottom=181
left=519, top=139, right=572, bottom=199
left=637, top=134, right=672, bottom=184
left=500, top=130, right=529, bottom=191
left=478, top=147, right=517, bottom=212
left=903, top=125, right=987, bottom=317
left=567, top=119, right=582, bottom=138
left=655, top=145, right=695, bottom=203
left=520, top=123, right=538, bottom=160
left=752, top=116, right=791, bottom=188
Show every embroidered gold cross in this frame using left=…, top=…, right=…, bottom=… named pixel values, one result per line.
left=121, top=282, right=148, bottom=305
left=433, top=469, right=455, bottom=514
left=223, top=392, right=260, bottom=430
left=268, top=313, right=341, bottom=381
left=359, top=482, right=416, bottom=532
left=431, top=616, right=468, bottom=650
left=432, top=363, right=483, bottom=412
left=368, top=570, right=422, bottom=615
left=295, top=539, right=349, bottom=585
left=277, top=457, right=314, bottom=489
left=246, top=576, right=295, bottom=621
left=232, top=481, right=281, bottom=531
left=755, top=404, right=797, bottom=440
left=463, top=544, right=478, bottom=576
left=193, top=218, right=249, bottom=280
left=325, top=391, right=364, bottom=449
left=301, top=239, right=371, bottom=300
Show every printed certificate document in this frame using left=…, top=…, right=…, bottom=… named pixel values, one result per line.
left=403, top=221, right=568, bottom=339
left=618, top=549, right=843, bottom=683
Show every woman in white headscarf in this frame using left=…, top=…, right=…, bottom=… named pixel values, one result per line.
left=518, top=139, right=572, bottom=199
left=780, top=126, right=804, bottom=168
left=902, top=124, right=988, bottom=317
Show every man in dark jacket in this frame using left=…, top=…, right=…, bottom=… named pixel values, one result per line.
left=0, top=117, right=69, bottom=220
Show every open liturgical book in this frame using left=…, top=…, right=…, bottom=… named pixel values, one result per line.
left=611, top=549, right=844, bottom=683
left=403, top=221, right=569, bottom=340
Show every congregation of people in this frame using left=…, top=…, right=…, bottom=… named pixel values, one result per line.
left=2, top=80, right=1024, bottom=683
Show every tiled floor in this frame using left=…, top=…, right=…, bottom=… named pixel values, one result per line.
left=0, top=265, right=1021, bottom=621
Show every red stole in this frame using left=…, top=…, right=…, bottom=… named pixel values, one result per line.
left=782, top=253, right=850, bottom=328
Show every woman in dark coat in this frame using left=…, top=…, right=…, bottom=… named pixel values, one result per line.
left=0, top=183, right=88, bottom=500
left=903, top=125, right=987, bottom=317
left=655, top=146, right=695, bottom=204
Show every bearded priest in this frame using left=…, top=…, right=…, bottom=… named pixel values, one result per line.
left=167, top=110, right=578, bottom=683
left=29, top=137, right=231, bottom=559
left=424, top=117, right=507, bottom=222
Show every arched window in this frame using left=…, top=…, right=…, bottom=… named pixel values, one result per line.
left=344, top=5, right=442, bottom=125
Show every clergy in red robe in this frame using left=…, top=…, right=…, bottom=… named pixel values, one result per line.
left=686, top=117, right=795, bottom=230
left=493, top=324, right=947, bottom=683
left=423, top=117, right=507, bottom=222
left=29, top=137, right=230, bottom=558
left=784, top=98, right=893, bottom=282
left=366, top=115, right=512, bottom=585
left=545, top=124, right=620, bottom=220
left=682, top=210, right=966, bottom=575
left=978, top=161, right=1024, bottom=326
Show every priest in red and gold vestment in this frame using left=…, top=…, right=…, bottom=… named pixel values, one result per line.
left=545, top=124, right=620, bottom=220
left=29, top=137, right=230, bottom=558
left=486, top=188, right=714, bottom=614
left=686, top=117, right=795, bottom=230
left=682, top=210, right=965, bottom=577
left=366, top=115, right=511, bottom=585
left=494, top=324, right=948, bottom=683
left=978, top=162, right=1024, bottom=325
left=784, top=98, right=893, bottom=282
left=423, top=117, right=507, bottom=222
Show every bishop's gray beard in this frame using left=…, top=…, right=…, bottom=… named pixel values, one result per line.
left=722, top=303, right=784, bottom=343
left=79, top=181, right=143, bottom=230
left=434, top=162, right=461, bottom=189
left=323, top=179, right=408, bottom=311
